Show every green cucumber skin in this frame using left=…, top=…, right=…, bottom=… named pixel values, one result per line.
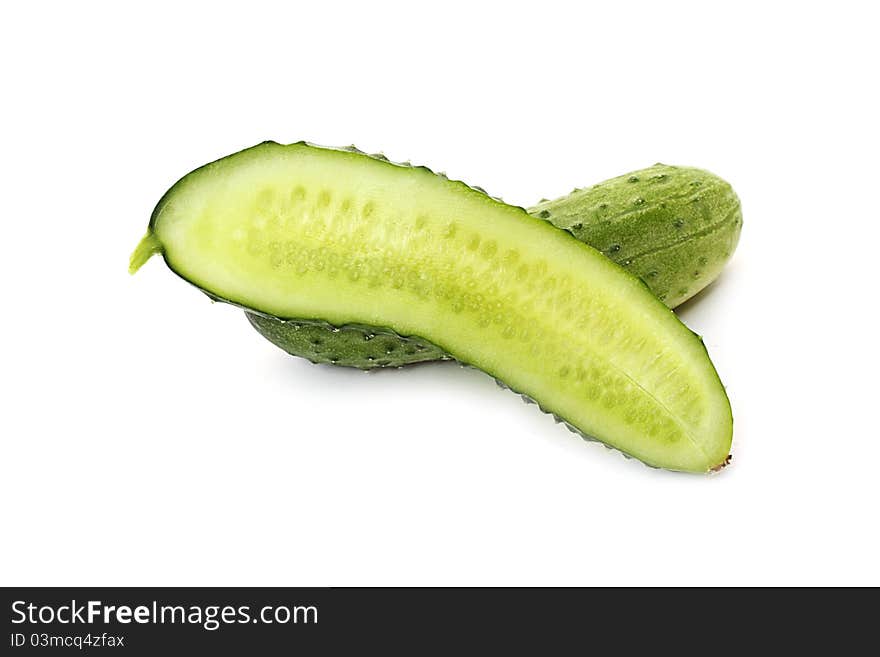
left=246, top=313, right=449, bottom=368
left=534, top=164, right=742, bottom=308
left=250, top=163, right=741, bottom=369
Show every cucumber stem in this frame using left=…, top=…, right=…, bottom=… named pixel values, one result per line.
left=129, top=231, right=163, bottom=274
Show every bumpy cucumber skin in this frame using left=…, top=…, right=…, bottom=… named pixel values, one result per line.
left=249, top=163, right=741, bottom=369
left=246, top=313, right=449, bottom=367
left=533, top=164, right=742, bottom=308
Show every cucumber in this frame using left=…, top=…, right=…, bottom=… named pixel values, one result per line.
left=130, top=142, right=732, bottom=472
left=249, top=163, right=741, bottom=368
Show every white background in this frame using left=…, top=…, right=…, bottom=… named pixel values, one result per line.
left=2, top=1, right=878, bottom=586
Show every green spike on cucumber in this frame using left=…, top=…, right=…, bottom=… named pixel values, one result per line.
left=131, top=141, right=733, bottom=472
left=248, top=162, right=741, bottom=368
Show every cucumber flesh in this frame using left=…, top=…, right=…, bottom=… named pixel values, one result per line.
left=249, top=163, right=742, bottom=368
left=132, top=142, right=732, bottom=472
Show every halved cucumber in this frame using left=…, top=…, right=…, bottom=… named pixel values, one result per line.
left=131, top=142, right=732, bottom=472
left=248, top=162, right=742, bottom=368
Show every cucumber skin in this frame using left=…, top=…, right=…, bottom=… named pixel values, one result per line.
left=249, top=164, right=741, bottom=369
left=535, top=164, right=742, bottom=308
left=247, top=313, right=449, bottom=367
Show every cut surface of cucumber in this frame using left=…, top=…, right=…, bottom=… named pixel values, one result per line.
left=249, top=162, right=742, bottom=369
left=131, top=142, right=732, bottom=472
